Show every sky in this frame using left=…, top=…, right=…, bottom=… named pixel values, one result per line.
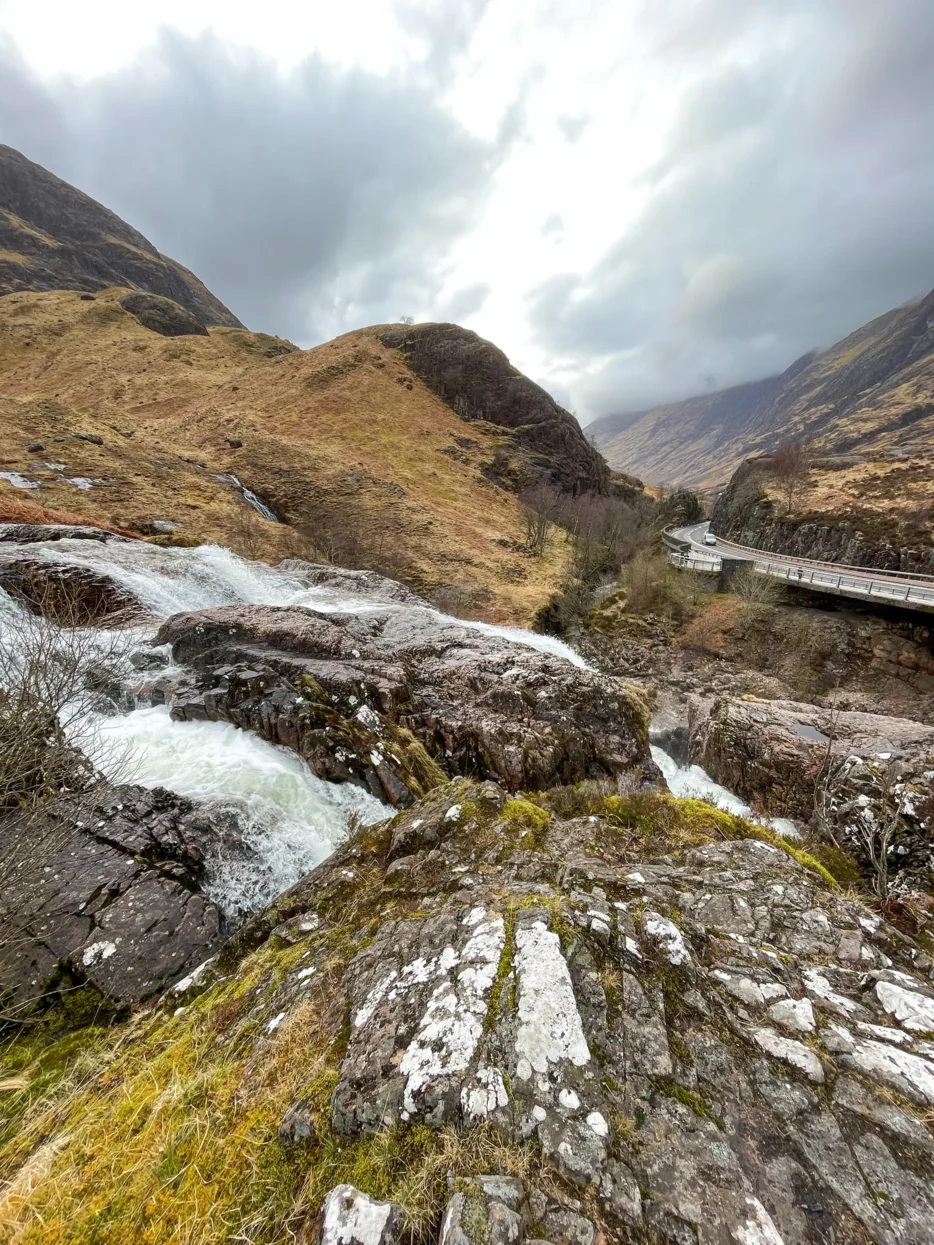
left=2, top=0, right=934, bottom=422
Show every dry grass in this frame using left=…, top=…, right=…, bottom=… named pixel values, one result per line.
left=0, top=289, right=571, bottom=623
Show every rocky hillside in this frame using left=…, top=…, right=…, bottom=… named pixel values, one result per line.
left=711, top=453, right=934, bottom=576
left=0, top=286, right=617, bottom=622
left=379, top=324, right=610, bottom=496
left=0, top=145, right=242, bottom=328
left=591, top=288, right=934, bottom=485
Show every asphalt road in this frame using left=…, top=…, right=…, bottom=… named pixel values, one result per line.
left=667, top=521, right=934, bottom=610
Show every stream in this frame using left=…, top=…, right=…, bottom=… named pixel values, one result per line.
left=1, top=537, right=796, bottom=919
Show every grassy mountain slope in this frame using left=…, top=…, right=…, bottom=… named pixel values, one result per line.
left=0, top=145, right=242, bottom=328
left=0, top=288, right=575, bottom=622
left=591, top=288, right=934, bottom=485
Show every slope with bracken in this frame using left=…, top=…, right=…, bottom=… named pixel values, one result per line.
left=591, top=287, right=934, bottom=487
left=0, top=289, right=600, bottom=622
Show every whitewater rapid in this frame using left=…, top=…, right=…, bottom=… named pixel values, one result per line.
left=1, top=536, right=797, bottom=921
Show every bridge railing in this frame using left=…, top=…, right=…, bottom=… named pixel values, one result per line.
left=667, top=550, right=721, bottom=571
left=717, top=536, right=934, bottom=585
left=751, top=559, right=934, bottom=606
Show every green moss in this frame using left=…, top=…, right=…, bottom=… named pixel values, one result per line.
left=659, top=1081, right=723, bottom=1129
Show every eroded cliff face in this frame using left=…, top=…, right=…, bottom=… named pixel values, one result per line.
left=711, top=457, right=934, bottom=576
left=379, top=323, right=611, bottom=496
left=6, top=777, right=934, bottom=1244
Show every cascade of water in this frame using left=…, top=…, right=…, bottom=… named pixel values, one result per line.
left=1, top=534, right=796, bottom=922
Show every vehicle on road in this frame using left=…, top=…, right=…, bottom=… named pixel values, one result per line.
left=703, top=531, right=717, bottom=546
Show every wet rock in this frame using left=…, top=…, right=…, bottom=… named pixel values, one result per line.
left=691, top=694, right=934, bottom=889
left=154, top=593, right=654, bottom=802
left=0, top=522, right=131, bottom=544
left=0, top=784, right=241, bottom=1009
left=0, top=552, right=143, bottom=624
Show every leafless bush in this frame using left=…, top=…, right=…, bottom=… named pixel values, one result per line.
left=623, top=550, right=691, bottom=621
left=518, top=482, right=561, bottom=556
left=0, top=585, right=137, bottom=890
left=731, top=563, right=785, bottom=608
left=772, top=439, right=812, bottom=514
left=281, top=493, right=416, bottom=584
left=230, top=502, right=269, bottom=561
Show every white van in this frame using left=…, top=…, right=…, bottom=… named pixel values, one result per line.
left=703, top=531, right=717, bottom=546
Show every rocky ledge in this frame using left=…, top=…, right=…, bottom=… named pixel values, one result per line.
left=11, top=778, right=934, bottom=1242
left=152, top=590, right=653, bottom=806
left=0, top=785, right=243, bottom=1013
left=691, top=696, right=934, bottom=892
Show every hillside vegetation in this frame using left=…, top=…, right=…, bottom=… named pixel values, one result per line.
left=0, top=288, right=598, bottom=622
left=591, top=287, right=934, bottom=485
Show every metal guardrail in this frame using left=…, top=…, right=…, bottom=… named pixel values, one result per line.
left=752, top=558, right=934, bottom=607
left=668, top=551, right=721, bottom=571
left=716, top=535, right=934, bottom=586
left=664, top=525, right=934, bottom=609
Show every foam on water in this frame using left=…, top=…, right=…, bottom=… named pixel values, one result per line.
left=89, top=705, right=386, bottom=918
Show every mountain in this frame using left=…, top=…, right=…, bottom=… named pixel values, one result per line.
left=591, top=288, right=934, bottom=485
left=0, top=144, right=242, bottom=327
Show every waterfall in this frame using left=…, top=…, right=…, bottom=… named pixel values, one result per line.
left=1, top=534, right=792, bottom=921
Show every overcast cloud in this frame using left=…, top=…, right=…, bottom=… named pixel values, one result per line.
left=1, top=0, right=934, bottom=417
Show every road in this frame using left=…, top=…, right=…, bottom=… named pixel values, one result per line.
left=667, top=521, right=934, bottom=612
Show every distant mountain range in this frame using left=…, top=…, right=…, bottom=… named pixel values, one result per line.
left=590, top=289, right=934, bottom=485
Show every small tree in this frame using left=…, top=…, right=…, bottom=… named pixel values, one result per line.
left=772, top=440, right=811, bottom=514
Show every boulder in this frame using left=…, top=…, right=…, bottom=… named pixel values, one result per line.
left=690, top=696, right=934, bottom=889
left=154, top=598, right=654, bottom=804
left=119, top=291, right=209, bottom=337
left=0, top=784, right=238, bottom=1009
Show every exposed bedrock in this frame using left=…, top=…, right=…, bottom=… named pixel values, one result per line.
left=220, top=778, right=934, bottom=1244
left=690, top=696, right=934, bottom=889
left=0, top=784, right=241, bottom=1013
left=154, top=599, right=655, bottom=806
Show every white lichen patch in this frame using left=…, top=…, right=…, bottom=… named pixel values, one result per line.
left=514, top=920, right=591, bottom=1075
left=733, top=1196, right=786, bottom=1245
left=767, top=997, right=815, bottom=1034
left=320, top=1184, right=394, bottom=1245
left=801, top=968, right=860, bottom=1016
left=586, top=1110, right=609, bottom=1137
left=559, top=1088, right=581, bottom=1110
left=840, top=1036, right=934, bottom=1106
left=81, top=940, right=117, bottom=967
left=643, top=911, right=690, bottom=966
left=751, top=1027, right=824, bottom=1083
left=354, top=705, right=382, bottom=733
left=875, top=980, right=934, bottom=1033
left=394, top=913, right=506, bottom=1116
left=443, top=804, right=462, bottom=824
left=461, top=1064, right=509, bottom=1120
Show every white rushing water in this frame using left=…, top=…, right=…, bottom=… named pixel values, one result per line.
left=651, top=745, right=800, bottom=839
left=89, top=706, right=385, bottom=918
left=1, top=535, right=793, bottom=922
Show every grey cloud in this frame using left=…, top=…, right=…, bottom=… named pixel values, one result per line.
left=0, top=30, right=503, bottom=343
left=556, top=113, right=590, bottom=143
left=530, top=0, right=934, bottom=417
left=542, top=213, right=563, bottom=238
left=438, top=282, right=491, bottom=323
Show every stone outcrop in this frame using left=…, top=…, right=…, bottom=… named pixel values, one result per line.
left=118, top=291, right=209, bottom=338
left=0, top=785, right=238, bottom=1011
left=0, top=551, right=145, bottom=624
left=711, top=458, right=934, bottom=576
left=210, top=780, right=934, bottom=1243
left=378, top=323, right=610, bottom=495
left=0, top=143, right=242, bottom=326
left=691, top=696, right=934, bottom=890
left=153, top=594, right=654, bottom=806
left=0, top=522, right=133, bottom=544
